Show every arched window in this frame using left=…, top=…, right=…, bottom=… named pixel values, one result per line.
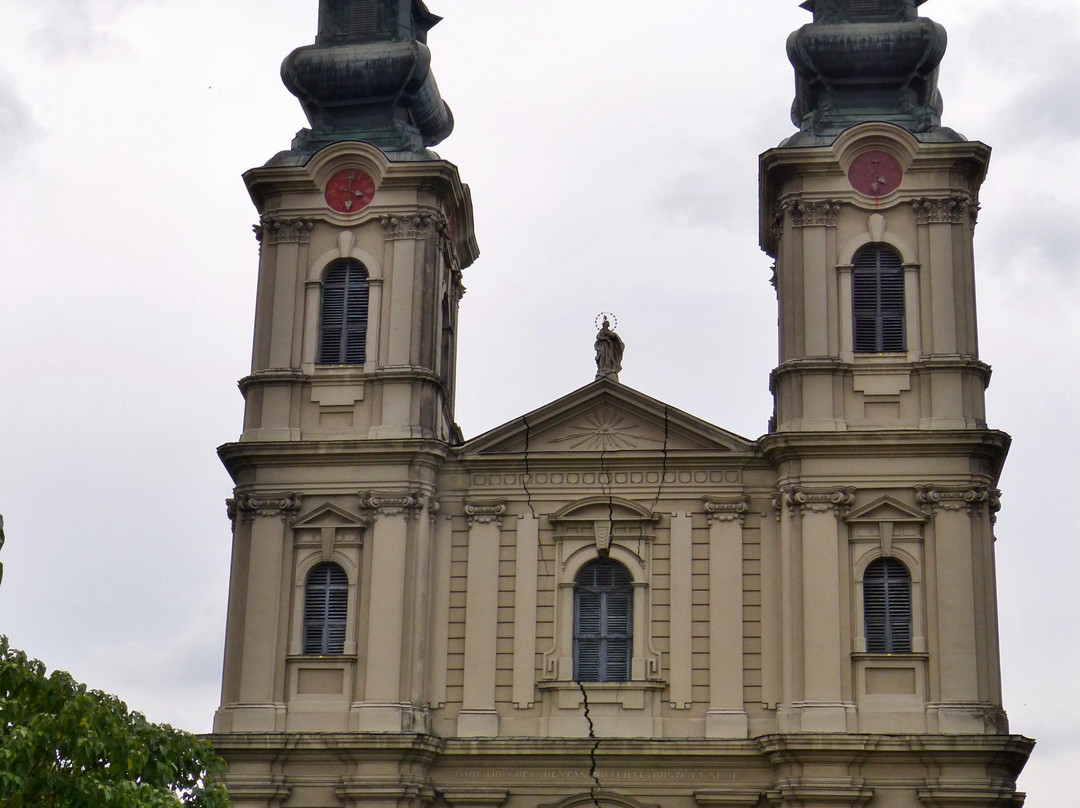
left=863, top=557, right=912, bottom=653
left=852, top=245, right=905, bottom=353
left=574, top=559, right=633, bottom=682
left=318, top=259, right=369, bottom=364
left=303, top=563, right=349, bottom=655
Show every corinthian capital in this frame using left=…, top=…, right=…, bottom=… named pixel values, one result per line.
left=782, top=485, right=856, bottom=518
left=911, top=196, right=970, bottom=225
left=379, top=212, right=446, bottom=241
left=464, top=500, right=507, bottom=527
left=915, top=484, right=995, bottom=515
left=703, top=496, right=750, bottom=525
left=359, top=490, right=424, bottom=519
left=790, top=200, right=841, bottom=228
left=230, top=492, right=303, bottom=522
left=255, top=217, right=315, bottom=245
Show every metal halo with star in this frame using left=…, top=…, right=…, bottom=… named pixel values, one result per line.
left=594, top=312, right=619, bottom=330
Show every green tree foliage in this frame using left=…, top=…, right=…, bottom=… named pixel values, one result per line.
left=0, top=637, right=229, bottom=808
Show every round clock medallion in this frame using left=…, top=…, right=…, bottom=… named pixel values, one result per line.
left=848, top=150, right=903, bottom=197
left=325, top=168, right=376, bottom=213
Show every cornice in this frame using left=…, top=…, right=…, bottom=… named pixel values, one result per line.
left=759, top=428, right=1010, bottom=470
left=217, top=439, right=451, bottom=478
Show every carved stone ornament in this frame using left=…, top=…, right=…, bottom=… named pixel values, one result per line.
left=772, top=207, right=786, bottom=242
left=911, top=197, right=970, bottom=225
left=464, top=500, right=507, bottom=527
left=915, top=484, right=996, bottom=515
left=254, top=217, right=315, bottom=245
left=229, top=492, right=303, bottom=522
left=789, top=200, right=841, bottom=228
left=782, top=485, right=856, bottom=517
left=703, top=496, right=750, bottom=525
left=359, top=490, right=424, bottom=519
left=379, top=212, right=446, bottom=241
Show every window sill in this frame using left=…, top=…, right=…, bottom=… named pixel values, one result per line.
left=538, top=679, right=665, bottom=709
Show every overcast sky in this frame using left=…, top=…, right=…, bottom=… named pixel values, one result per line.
left=0, top=1, right=1076, bottom=804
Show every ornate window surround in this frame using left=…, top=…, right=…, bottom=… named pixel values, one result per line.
left=539, top=497, right=663, bottom=707
left=302, top=234, right=384, bottom=374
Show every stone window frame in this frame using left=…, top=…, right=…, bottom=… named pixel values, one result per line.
left=302, top=240, right=384, bottom=374
left=836, top=230, right=921, bottom=364
left=540, top=497, right=663, bottom=692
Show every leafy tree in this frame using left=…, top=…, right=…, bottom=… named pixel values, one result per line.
left=0, top=636, right=229, bottom=808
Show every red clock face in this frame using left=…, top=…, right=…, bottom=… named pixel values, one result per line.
left=848, top=151, right=903, bottom=197
left=325, top=169, right=376, bottom=213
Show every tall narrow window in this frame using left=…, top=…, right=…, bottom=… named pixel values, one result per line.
left=574, top=559, right=633, bottom=682
left=863, top=558, right=912, bottom=653
left=852, top=245, right=906, bottom=353
left=303, top=563, right=349, bottom=655
left=318, top=259, right=369, bottom=364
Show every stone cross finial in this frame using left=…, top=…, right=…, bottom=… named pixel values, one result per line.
left=595, top=317, right=624, bottom=382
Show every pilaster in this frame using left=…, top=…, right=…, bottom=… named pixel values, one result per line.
left=703, top=497, right=750, bottom=738
left=224, top=492, right=301, bottom=732
left=352, top=490, right=422, bottom=732
left=458, top=500, right=506, bottom=737
left=784, top=486, right=856, bottom=733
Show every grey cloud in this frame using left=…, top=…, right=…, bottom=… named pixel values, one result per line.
left=0, top=73, right=43, bottom=164
left=19, top=0, right=138, bottom=59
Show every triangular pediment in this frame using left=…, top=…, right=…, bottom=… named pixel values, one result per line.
left=846, top=495, right=927, bottom=523
left=292, top=502, right=369, bottom=529
left=462, top=379, right=755, bottom=456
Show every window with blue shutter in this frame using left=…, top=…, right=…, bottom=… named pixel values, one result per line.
left=303, top=562, right=349, bottom=655
left=574, top=560, right=633, bottom=682
left=318, top=259, right=370, bottom=364
left=853, top=245, right=906, bottom=353
left=863, top=557, right=912, bottom=653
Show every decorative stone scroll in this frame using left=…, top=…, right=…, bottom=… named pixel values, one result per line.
left=789, top=200, right=841, bottom=228
left=703, top=496, right=750, bottom=525
left=254, top=217, right=315, bottom=245
left=379, top=212, right=446, bottom=241
left=781, top=485, right=856, bottom=517
left=228, top=492, right=303, bottom=522
left=464, top=500, right=507, bottom=528
left=915, top=484, right=998, bottom=516
left=358, top=490, right=424, bottom=519
left=911, top=196, right=970, bottom=225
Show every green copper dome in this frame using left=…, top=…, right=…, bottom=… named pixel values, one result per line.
left=785, top=0, right=963, bottom=144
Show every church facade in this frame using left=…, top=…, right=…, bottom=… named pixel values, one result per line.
left=210, top=2, right=1033, bottom=806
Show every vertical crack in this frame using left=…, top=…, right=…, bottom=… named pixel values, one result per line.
left=649, top=405, right=671, bottom=516
left=521, top=414, right=537, bottom=520
left=576, top=681, right=603, bottom=808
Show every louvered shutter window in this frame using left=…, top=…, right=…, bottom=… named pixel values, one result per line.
left=349, top=0, right=378, bottom=36
left=318, top=259, right=370, bottom=364
left=852, top=246, right=906, bottom=353
left=863, top=558, right=913, bottom=653
left=574, top=560, right=633, bottom=682
left=303, top=563, right=349, bottom=655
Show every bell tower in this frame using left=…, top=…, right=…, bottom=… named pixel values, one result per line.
left=760, top=0, right=1011, bottom=738
left=213, top=0, right=477, bottom=753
